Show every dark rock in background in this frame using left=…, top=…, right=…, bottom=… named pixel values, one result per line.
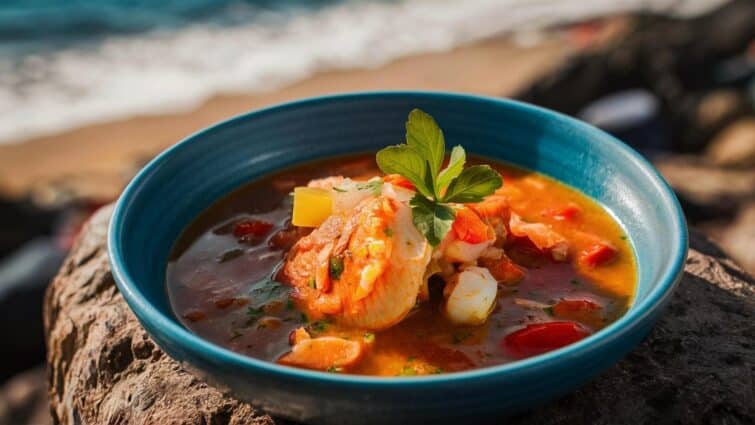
left=518, top=0, right=755, bottom=152
left=0, top=367, right=50, bottom=425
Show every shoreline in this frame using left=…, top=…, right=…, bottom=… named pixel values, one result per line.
left=0, top=33, right=575, bottom=202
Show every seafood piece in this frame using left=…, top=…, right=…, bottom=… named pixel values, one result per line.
left=443, top=266, right=498, bottom=325
left=509, top=213, right=569, bottom=261
left=278, top=328, right=364, bottom=371
left=283, top=196, right=431, bottom=330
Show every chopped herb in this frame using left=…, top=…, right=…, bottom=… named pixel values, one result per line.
left=286, top=298, right=294, bottom=310
left=308, top=276, right=316, bottom=288
left=384, top=227, right=393, bottom=237
left=332, top=187, right=347, bottom=193
left=375, top=109, right=502, bottom=246
left=310, top=320, right=329, bottom=333
left=300, top=313, right=309, bottom=323
left=329, top=256, right=344, bottom=280
left=245, top=307, right=264, bottom=326
left=229, top=330, right=243, bottom=341
left=543, top=306, right=554, bottom=316
left=570, top=279, right=581, bottom=286
left=620, top=235, right=628, bottom=240
left=356, top=179, right=384, bottom=195
left=432, top=367, right=444, bottom=374
left=246, top=278, right=291, bottom=309
left=363, top=332, right=375, bottom=343
left=326, top=366, right=343, bottom=373
left=407, top=356, right=416, bottom=362
left=398, top=365, right=417, bottom=376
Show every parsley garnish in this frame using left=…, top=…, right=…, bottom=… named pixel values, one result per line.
left=376, top=109, right=502, bottom=245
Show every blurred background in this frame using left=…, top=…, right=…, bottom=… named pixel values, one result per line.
left=0, top=0, right=752, bottom=423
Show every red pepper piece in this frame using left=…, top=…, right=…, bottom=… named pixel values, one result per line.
left=578, top=243, right=618, bottom=267
left=502, top=322, right=591, bottom=359
left=233, top=219, right=274, bottom=238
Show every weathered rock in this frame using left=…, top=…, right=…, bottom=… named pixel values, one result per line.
left=44, top=205, right=754, bottom=425
left=653, top=154, right=755, bottom=221
left=719, top=202, right=755, bottom=275
left=0, top=366, right=51, bottom=425
left=706, top=117, right=755, bottom=168
left=517, top=0, right=755, bottom=152
left=696, top=90, right=747, bottom=131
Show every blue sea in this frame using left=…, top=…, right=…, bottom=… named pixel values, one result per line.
left=0, top=0, right=724, bottom=143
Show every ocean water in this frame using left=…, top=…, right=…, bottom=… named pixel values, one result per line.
left=0, top=0, right=726, bottom=144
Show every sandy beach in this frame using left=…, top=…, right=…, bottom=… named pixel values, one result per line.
left=0, top=34, right=573, bottom=202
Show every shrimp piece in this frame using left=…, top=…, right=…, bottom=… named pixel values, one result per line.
left=440, top=206, right=495, bottom=263
left=471, top=194, right=509, bottom=245
left=509, top=213, right=569, bottom=261
left=283, top=196, right=431, bottom=330
left=278, top=334, right=364, bottom=371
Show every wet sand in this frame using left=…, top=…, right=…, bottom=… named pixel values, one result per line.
left=0, top=34, right=574, bottom=202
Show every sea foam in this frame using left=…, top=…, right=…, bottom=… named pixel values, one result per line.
left=0, top=0, right=726, bottom=144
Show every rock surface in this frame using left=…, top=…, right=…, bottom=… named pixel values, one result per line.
left=43, top=205, right=754, bottom=425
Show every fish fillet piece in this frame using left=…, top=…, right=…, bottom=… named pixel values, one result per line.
left=283, top=195, right=431, bottom=330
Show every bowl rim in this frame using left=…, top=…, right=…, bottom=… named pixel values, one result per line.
left=108, top=90, right=688, bottom=387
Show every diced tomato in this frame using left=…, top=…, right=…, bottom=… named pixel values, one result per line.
left=509, top=213, right=569, bottom=261
left=415, top=342, right=475, bottom=372
left=502, top=322, right=591, bottom=359
left=383, top=174, right=415, bottom=190
left=234, top=219, right=274, bottom=238
left=471, top=195, right=509, bottom=218
left=480, top=256, right=525, bottom=285
left=543, top=203, right=581, bottom=221
left=552, top=299, right=603, bottom=329
left=452, top=207, right=492, bottom=244
left=578, top=242, right=618, bottom=267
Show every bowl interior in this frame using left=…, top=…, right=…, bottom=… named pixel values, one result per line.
left=111, top=92, right=686, bottom=375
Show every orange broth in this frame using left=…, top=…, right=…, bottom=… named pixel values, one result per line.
left=167, top=154, right=636, bottom=376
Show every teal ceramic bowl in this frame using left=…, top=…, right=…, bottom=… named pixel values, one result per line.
left=109, top=92, right=687, bottom=424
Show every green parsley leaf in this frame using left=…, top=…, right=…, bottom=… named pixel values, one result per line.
left=442, top=165, right=503, bottom=203
left=405, top=108, right=445, bottom=183
left=376, top=145, right=434, bottom=198
left=375, top=109, right=502, bottom=245
left=409, top=194, right=456, bottom=246
left=363, top=332, right=375, bottom=343
left=436, top=145, right=466, bottom=191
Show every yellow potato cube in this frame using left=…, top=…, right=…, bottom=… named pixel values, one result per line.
left=292, top=187, right=333, bottom=227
